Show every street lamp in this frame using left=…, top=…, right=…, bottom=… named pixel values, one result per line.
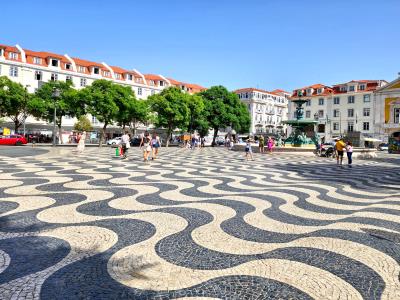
left=52, top=88, right=60, bottom=147
left=23, top=85, right=31, bottom=137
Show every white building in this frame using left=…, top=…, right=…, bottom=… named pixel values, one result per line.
left=0, top=43, right=205, bottom=137
left=288, top=80, right=388, bottom=143
left=234, top=88, right=290, bottom=135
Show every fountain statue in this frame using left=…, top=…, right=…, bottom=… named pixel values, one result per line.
left=282, top=91, right=318, bottom=147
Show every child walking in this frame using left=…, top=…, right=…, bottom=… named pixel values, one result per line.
left=346, top=141, right=353, bottom=168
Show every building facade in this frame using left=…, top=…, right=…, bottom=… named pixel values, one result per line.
left=374, top=76, right=400, bottom=142
left=234, top=88, right=290, bottom=135
left=0, top=43, right=205, bottom=136
left=288, top=80, right=388, bottom=143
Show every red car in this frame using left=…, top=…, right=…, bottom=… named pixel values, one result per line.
left=0, top=135, right=28, bottom=146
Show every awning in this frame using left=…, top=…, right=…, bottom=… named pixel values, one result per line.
left=364, top=138, right=382, bottom=142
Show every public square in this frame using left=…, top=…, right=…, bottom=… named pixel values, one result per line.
left=0, top=146, right=399, bottom=299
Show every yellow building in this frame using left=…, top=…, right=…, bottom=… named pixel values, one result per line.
left=375, top=76, right=400, bottom=141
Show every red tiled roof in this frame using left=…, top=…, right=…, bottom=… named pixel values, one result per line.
left=234, top=87, right=270, bottom=94
left=144, top=74, right=163, bottom=81
left=271, top=89, right=290, bottom=94
left=72, top=57, right=104, bottom=68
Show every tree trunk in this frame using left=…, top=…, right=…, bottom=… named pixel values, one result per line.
left=99, top=123, right=107, bottom=147
left=212, top=128, right=219, bottom=147
left=58, top=125, right=63, bottom=144
left=166, top=127, right=172, bottom=147
left=14, top=119, right=20, bottom=133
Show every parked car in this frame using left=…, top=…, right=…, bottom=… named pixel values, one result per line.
left=321, top=142, right=334, bottom=151
left=130, top=138, right=141, bottom=147
left=378, top=143, right=389, bottom=151
left=107, top=137, right=122, bottom=146
left=0, top=135, right=28, bottom=146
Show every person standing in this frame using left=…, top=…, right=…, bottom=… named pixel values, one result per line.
left=121, top=130, right=130, bottom=159
left=258, top=135, right=265, bottom=153
left=200, top=136, right=205, bottom=148
left=77, top=131, right=86, bottom=153
left=267, top=137, right=274, bottom=153
left=245, top=139, right=254, bottom=161
left=335, top=137, right=346, bottom=165
left=151, top=132, right=161, bottom=160
left=140, top=131, right=152, bottom=163
left=346, top=141, right=353, bottom=168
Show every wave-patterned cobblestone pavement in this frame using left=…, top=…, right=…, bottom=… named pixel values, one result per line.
left=0, top=147, right=400, bottom=299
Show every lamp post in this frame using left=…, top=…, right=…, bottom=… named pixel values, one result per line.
left=52, top=88, right=60, bottom=147
left=23, top=85, right=31, bottom=137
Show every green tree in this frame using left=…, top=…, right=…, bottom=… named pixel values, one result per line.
left=74, top=115, right=93, bottom=132
left=0, top=76, right=30, bottom=132
left=128, top=99, right=150, bottom=136
left=149, top=87, right=190, bottom=147
left=33, top=81, right=82, bottom=144
left=199, top=86, right=250, bottom=145
left=80, top=79, right=133, bottom=146
left=187, top=94, right=205, bottom=134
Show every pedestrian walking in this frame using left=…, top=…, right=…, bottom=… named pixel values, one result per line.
left=346, top=141, right=353, bottom=167
left=200, top=136, right=205, bottom=148
left=151, top=132, right=161, bottom=160
left=267, top=137, right=274, bottom=153
left=140, top=131, right=152, bottom=162
left=245, top=139, right=254, bottom=161
left=335, top=137, right=346, bottom=165
left=121, top=130, right=130, bottom=159
left=77, top=131, right=86, bottom=153
left=258, top=135, right=265, bottom=153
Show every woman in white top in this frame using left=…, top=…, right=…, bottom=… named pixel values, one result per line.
left=140, top=132, right=152, bottom=163
left=151, top=132, right=161, bottom=160
left=346, top=141, right=353, bottom=167
left=77, top=131, right=86, bottom=152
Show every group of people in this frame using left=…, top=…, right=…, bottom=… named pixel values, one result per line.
left=118, top=131, right=161, bottom=162
left=258, top=135, right=275, bottom=153
left=335, top=138, right=353, bottom=167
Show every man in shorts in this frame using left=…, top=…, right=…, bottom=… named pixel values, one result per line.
left=335, top=137, right=346, bottom=165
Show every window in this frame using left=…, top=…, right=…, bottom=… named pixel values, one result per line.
left=333, top=109, right=340, bottom=117
left=78, top=66, right=85, bottom=73
left=34, top=71, right=42, bottom=81
left=348, top=96, right=355, bottom=103
left=363, top=108, right=370, bottom=117
left=363, top=94, right=370, bottom=103
left=115, top=73, right=121, bottom=80
left=80, top=78, right=87, bottom=87
left=394, top=108, right=400, bottom=124
left=0, top=49, right=4, bottom=56
left=307, top=88, right=312, bottom=95
left=93, top=67, right=99, bottom=75
left=348, top=122, right=354, bottom=132
left=340, top=86, right=347, bottom=92
left=318, top=110, right=324, bottom=118
left=333, top=97, right=340, bottom=104
left=33, top=57, right=42, bottom=64
left=103, top=71, right=110, bottom=77
left=317, top=88, right=322, bottom=94
left=160, top=81, right=164, bottom=87
left=135, top=77, right=142, bottom=83
left=9, top=66, right=18, bottom=77
left=91, top=116, right=99, bottom=124
left=306, top=100, right=311, bottom=106
left=318, top=98, right=324, bottom=105
left=349, top=86, right=355, bottom=92
left=359, top=85, right=365, bottom=91
left=51, top=73, right=58, bottom=81
left=333, top=122, right=339, bottom=131
left=306, top=111, right=311, bottom=118
left=51, top=59, right=59, bottom=67
left=138, top=87, right=142, bottom=95
left=66, top=75, right=72, bottom=82
left=348, top=109, right=354, bottom=117
left=65, top=63, right=72, bottom=70
left=8, top=52, right=18, bottom=60
left=363, top=122, right=370, bottom=131
left=127, top=74, right=133, bottom=81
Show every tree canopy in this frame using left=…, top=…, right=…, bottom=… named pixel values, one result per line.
left=0, top=76, right=30, bottom=131
left=149, top=87, right=190, bottom=146
left=74, top=115, right=93, bottom=132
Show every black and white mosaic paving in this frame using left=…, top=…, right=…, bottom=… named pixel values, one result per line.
left=0, top=146, right=400, bottom=299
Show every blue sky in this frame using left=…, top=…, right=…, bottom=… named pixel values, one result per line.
left=1, top=0, right=399, bottom=92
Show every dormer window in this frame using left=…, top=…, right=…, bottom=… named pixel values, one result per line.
left=307, top=88, right=312, bottom=95
left=9, top=52, right=18, bottom=60
left=317, top=88, right=322, bottom=94
left=50, top=59, right=59, bottom=67
left=78, top=66, right=85, bottom=73
left=159, top=81, right=164, bottom=87
left=349, top=85, right=355, bottom=92
left=33, top=57, right=42, bottom=64
left=115, top=73, right=121, bottom=80
left=65, top=63, right=72, bottom=70
left=359, top=85, right=365, bottom=91
left=93, top=67, right=100, bottom=75
left=340, top=86, right=347, bottom=92
left=127, top=74, right=133, bottom=81
left=150, top=80, right=155, bottom=86
left=103, top=71, right=110, bottom=77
